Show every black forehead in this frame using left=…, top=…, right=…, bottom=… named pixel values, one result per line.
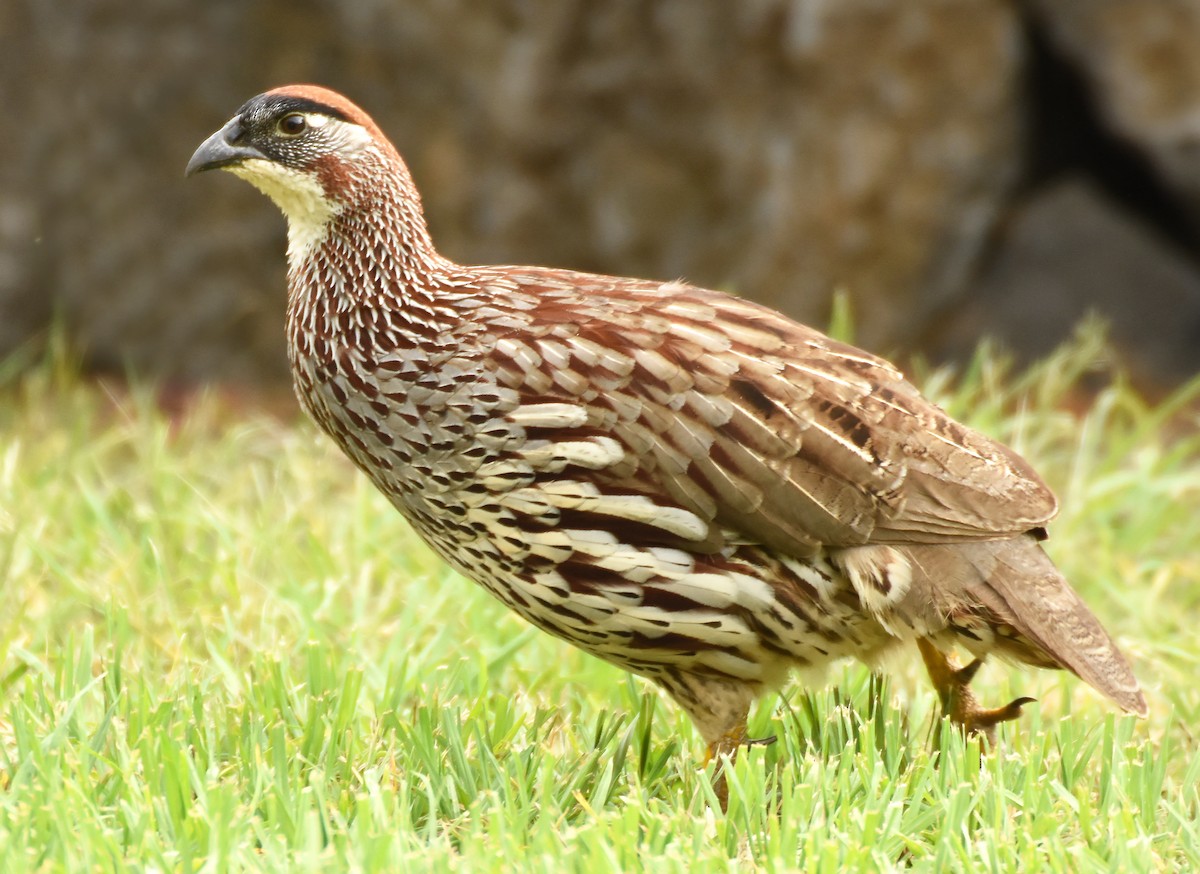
left=236, top=93, right=351, bottom=123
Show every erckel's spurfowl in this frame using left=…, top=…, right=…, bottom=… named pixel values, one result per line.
left=187, top=85, right=1147, bottom=774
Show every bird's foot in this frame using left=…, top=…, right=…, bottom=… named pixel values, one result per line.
left=705, top=723, right=769, bottom=811
left=917, top=638, right=1036, bottom=745
left=704, top=725, right=748, bottom=765
left=704, top=727, right=776, bottom=764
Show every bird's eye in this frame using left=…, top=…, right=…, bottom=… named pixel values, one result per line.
left=277, top=113, right=307, bottom=136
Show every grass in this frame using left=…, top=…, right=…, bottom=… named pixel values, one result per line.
left=1, top=325, right=1199, bottom=871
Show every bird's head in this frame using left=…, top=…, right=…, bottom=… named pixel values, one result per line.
left=187, top=85, right=401, bottom=262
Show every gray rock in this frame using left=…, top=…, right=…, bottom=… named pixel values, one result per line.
left=1028, top=0, right=1200, bottom=214
left=936, top=178, right=1200, bottom=383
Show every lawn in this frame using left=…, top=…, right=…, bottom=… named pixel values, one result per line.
left=1, top=328, right=1198, bottom=871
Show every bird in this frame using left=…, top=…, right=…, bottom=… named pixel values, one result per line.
left=187, top=85, right=1147, bottom=780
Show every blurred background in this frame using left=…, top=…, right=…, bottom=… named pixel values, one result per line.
left=4, top=0, right=1200, bottom=392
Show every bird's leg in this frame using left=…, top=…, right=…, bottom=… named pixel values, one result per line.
left=916, top=638, right=1036, bottom=745
left=704, top=721, right=747, bottom=812
left=700, top=725, right=778, bottom=811
left=663, top=674, right=760, bottom=811
left=704, top=723, right=748, bottom=764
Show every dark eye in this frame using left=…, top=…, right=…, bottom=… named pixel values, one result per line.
left=277, top=113, right=307, bottom=136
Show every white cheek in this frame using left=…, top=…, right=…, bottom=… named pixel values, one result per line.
left=229, top=159, right=339, bottom=264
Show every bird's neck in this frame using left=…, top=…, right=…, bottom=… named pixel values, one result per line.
left=288, top=157, right=440, bottom=266
left=284, top=165, right=465, bottom=355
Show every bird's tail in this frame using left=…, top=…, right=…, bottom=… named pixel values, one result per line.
left=903, top=538, right=1148, bottom=716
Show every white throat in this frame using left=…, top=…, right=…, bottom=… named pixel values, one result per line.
left=230, top=159, right=340, bottom=268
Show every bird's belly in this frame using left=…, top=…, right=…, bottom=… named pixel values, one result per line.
left=390, top=491, right=895, bottom=685
left=291, top=352, right=893, bottom=685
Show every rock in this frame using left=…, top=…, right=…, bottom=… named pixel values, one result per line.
left=1027, top=0, right=1200, bottom=213
left=935, top=178, right=1200, bottom=383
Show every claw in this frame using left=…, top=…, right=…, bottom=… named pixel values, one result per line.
left=963, top=696, right=1037, bottom=742
left=917, top=638, right=1035, bottom=745
left=745, top=734, right=777, bottom=748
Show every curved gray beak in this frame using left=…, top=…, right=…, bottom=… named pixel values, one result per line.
left=186, top=117, right=266, bottom=177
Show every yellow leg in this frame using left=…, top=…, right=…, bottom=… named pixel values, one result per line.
left=702, top=723, right=778, bottom=810
left=917, top=638, right=1035, bottom=745
left=704, top=722, right=747, bottom=811
left=704, top=723, right=749, bottom=765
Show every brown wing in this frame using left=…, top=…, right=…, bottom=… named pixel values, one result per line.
left=684, top=290, right=1058, bottom=549
left=485, top=270, right=1058, bottom=558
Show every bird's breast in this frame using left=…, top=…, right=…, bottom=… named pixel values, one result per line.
left=292, top=328, right=509, bottom=474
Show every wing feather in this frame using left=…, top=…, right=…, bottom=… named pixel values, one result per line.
left=490, top=270, right=1058, bottom=558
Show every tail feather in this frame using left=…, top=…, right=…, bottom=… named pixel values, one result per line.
left=902, top=538, right=1148, bottom=716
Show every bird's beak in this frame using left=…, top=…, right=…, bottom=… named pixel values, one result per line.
left=186, top=117, right=266, bottom=177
